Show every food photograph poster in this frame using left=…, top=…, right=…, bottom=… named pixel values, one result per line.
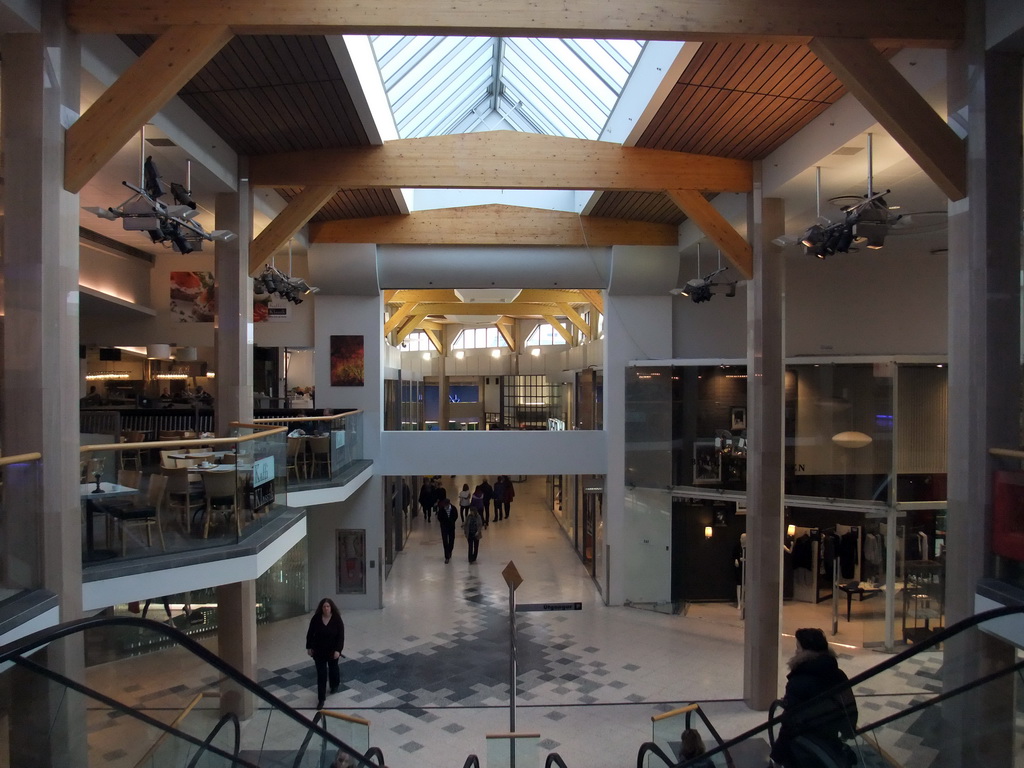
left=170, top=271, right=216, bottom=322
left=330, top=335, right=365, bottom=386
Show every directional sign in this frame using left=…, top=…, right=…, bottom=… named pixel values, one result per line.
left=515, top=602, right=583, bottom=612
left=502, top=561, right=523, bottom=591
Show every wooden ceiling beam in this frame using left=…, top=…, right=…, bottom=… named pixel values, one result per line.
left=808, top=37, right=967, bottom=201
left=64, top=25, right=232, bottom=193
left=68, top=1, right=963, bottom=47
left=667, top=189, right=753, bottom=280
left=403, top=302, right=559, bottom=315
left=387, top=289, right=459, bottom=303
left=496, top=322, right=516, bottom=352
left=579, top=289, right=604, bottom=315
left=252, top=133, right=752, bottom=193
left=542, top=316, right=574, bottom=345
left=558, top=303, right=591, bottom=339
left=395, top=315, right=428, bottom=343
left=423, top=329, right=444, bottom=354
left=384, top=303, right=418, bottom=335
left=382, top=290, right=398, bottom=303
left=311, top=204, right=678, bottom=246
left=249, top=185, right=340, bottom=274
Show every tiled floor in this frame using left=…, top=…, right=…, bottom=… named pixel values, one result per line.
left=81, top=475, right=951, bottom=768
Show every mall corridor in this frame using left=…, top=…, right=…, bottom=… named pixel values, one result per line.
left=254, top=477, right=824, bottom=768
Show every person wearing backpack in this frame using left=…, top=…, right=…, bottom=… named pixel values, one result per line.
left=463, top=506, right=482, bottom=563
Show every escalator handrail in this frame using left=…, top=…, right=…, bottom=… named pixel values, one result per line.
left=0, top=615, right=374, bottom=768
left=637, top=603, right=1024, bottom=767
left=545, top=752, right=569, bottom=768
left=684, top=702, right=736, bottom=768
left=636, top=741, right=677, bottom=768
left=12, top=651, right=260, bottom=768
left=186, top=711, right=241, bottom=768
left=461, top=754, right=481, bottom=768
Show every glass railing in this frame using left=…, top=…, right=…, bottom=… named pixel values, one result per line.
left=78, top=422, right=287, bottom=568
left=253, top=410, right=365, bottom=487
left=649, top=703, right=733, bottom=767
left=0, top=615, right=375, bottom=768
left=0, top=452, right=43, bottom=602
left=639, top=605, right=1024, bottom=768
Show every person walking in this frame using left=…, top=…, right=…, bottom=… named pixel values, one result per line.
left=417, top=479, right=432, bottom=520
left=432, top=479, right=447, bottom=522
left=306, top=597, right=346, bottom=710
left=478, top=477, right=494, bottom=525
left=436, top=493, right=459, bottom=563
left=458, top=483, right=472, bottom=523
left=494, top=475, right=516, bottom=520
left=464, top=506, right=482, bottom=563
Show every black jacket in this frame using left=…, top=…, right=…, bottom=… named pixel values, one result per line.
left=306, top=613, right=345, bottom=661
left=436, top=500, right=459, bottom=531
left=771, top=651, right=856, bottom=765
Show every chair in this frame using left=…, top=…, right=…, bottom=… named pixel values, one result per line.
left=309, top=435, right=331, bottom=478
left=287, top=436, right=307, bottom=480
left=158, top=430, right=185, bottom=441
left=160, top=449, right=180, bottom=470
left=107, top=474, right=168, bottom=556
left=119, top=430, right=148, bottom=470
left=164, top=466, right=205, bottom=534
left=201, top=470, right=241, bottom=539
left=117, top=469, right=142, bottom=489
left=219, top=453, right=237, bottom=465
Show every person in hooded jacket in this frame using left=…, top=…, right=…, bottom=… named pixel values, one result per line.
left=770, top=627, right=857, bottom=767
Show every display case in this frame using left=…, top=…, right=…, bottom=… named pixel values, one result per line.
left=902, top=560, right=944, bottom=644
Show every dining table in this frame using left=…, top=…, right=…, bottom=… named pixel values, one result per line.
left=80, top=482, right=139, bottom=561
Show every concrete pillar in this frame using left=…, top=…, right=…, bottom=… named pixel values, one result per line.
left=214, top=160, right=254, bottom=434
left=941, top=4, right=1021, bottom=764
left=743, top=165, right=786, bottom=710
left=1, top=4, right=81, bottom=617
left=217, top=580, right=258, bottom=719
left=438, top=354, right=449, bottom=430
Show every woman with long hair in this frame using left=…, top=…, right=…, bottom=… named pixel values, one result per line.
left=306, top=597, right=345, bottom=709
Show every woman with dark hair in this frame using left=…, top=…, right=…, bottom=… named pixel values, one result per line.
left=306, top=597, right=345, bottom=709
left=770, top=627, right=858, bottom=767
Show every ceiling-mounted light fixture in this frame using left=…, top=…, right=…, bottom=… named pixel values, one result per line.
left=672, top=243, right=737, bottom=303
left=82, top=129, right=236, bottom=251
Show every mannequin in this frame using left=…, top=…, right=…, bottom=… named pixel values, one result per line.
left=733, top=532, right=747, bottom=614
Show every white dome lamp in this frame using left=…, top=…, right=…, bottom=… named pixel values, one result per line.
left=831, top=431, right=873, bottom=449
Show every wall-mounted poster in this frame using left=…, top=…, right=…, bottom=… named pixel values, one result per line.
left=170, top=271, right=216, bottom=322
left=330, top=335, right=365, bottom=386
left=336, top=529, right=366, bottom=594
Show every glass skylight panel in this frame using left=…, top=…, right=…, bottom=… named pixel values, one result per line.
left=371, top=34, right=644, bottom=140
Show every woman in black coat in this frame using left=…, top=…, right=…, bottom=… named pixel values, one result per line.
left=306, top=597, right=345, bottom=709
left=770, top=627, right=857, bottom=767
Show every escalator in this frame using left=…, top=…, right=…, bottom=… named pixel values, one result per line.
left=0, top=615, right=380, bottom=767
left=638, top=605, right=1024, bottom=768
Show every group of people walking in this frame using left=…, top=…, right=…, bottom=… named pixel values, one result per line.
left=415, top=476, right=516, bottom=564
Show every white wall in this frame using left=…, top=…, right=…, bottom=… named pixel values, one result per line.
left=379, top=430, right=607, bottom=476
left=79, top=240, right=152, bottom=307
left=304, top=482, right=383, bottom=610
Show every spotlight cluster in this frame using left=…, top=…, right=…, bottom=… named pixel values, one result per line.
left=254, top=265, right=320, bottom=305
left=801, top=191, right=899, bottom=259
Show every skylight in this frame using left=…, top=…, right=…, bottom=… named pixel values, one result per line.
left=371, top=36, right=644, bottom=140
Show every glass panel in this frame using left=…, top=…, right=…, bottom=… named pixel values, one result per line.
left=650, top=706, right=729, bottom=768
left=486, top=734, right=539, bottom=768
left=785, top=363, right=894, bottom=502
left=1, top=456, right=42, bottom=598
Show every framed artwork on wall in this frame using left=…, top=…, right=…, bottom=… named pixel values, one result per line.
left=693, top=442, right=722, bottom=485
left=731, top=407, right=747, bottom=431
left=330, top=335, right=365, bottom=386
left=336, top=529, right=366, bottom=594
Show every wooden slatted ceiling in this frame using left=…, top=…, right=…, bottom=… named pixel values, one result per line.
left=594, top=41, right=856, bottom=223
left=121, top=34, right=404, bottom=218
left=277, top=187, right=403, bottom=220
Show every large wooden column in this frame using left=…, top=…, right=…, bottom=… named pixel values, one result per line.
left=743, top=162, right=786, bottom=710
left=941, top=4, right=1021, bottom=764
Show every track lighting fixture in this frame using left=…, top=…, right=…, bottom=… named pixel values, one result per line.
left=254, top=265, right=320, bottom=305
